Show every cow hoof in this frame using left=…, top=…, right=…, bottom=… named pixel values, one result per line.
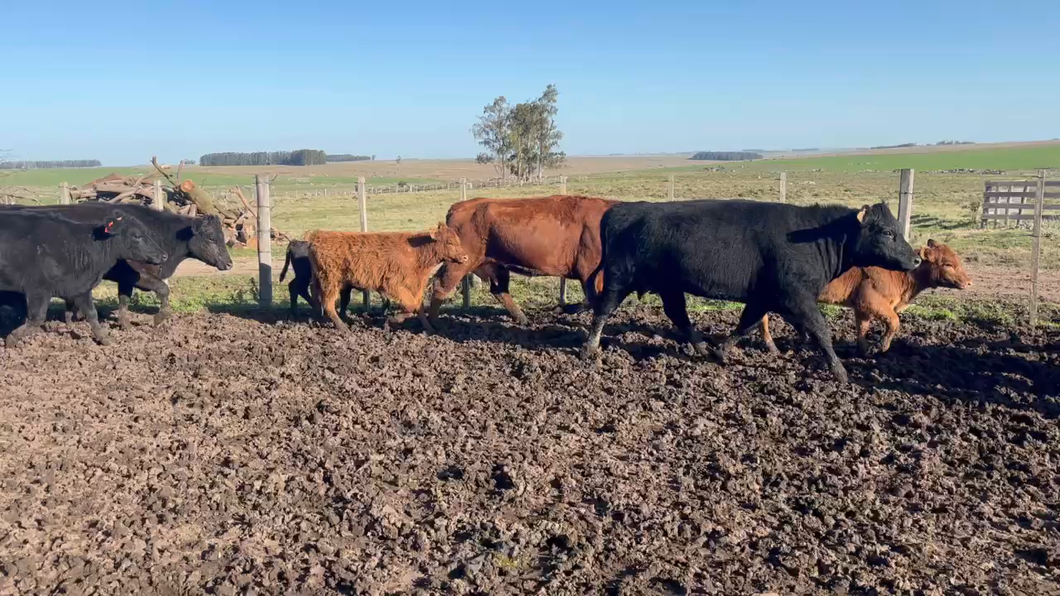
left=833, top=369, right=849, bottom=384
left=579, top=345, right=601, bottom=361
left=711, top=347, right=729, bottom=363
left=95, top=335, right=111, bottom=346
left=4, top=336, right=19, bottom=349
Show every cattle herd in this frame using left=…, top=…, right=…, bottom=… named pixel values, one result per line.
left=0, top=194, right=972, bottom=382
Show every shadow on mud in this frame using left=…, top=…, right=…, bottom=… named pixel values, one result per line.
left=848, top=337, right=1060, bottom=418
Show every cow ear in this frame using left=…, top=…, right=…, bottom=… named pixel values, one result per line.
left=927, top=238, right=937, bottom=248
left=100, top=215, right=124, bottom=236
left=856, top=205, right=869, bottom=224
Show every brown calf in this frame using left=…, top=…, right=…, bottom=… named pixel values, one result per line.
left=428, top=195, right=617, bottom=325
left=761, top=240, right=971, bottom=354
left=307, top=223, right=468, bottom=333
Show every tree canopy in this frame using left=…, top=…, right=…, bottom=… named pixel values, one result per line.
left=472, top=85, right=565, bottom=181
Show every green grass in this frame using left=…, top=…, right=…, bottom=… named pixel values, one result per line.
left=0, top=166, right=442, bottom=197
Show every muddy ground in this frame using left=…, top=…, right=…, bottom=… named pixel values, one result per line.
left=0, top=304, right=1058, bottom=595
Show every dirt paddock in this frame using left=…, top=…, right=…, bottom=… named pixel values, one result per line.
left=0, top=305, right=1058, bottom=595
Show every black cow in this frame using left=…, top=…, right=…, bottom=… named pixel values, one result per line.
left=279, top=240, right=318, bottom=316
left=279, top=240, right=391, bottom=319
left=1, top=203, right=233, bottom=327
left=0, top=210, right=168, bottom=347
left=582, top=200, right=920, bottom=382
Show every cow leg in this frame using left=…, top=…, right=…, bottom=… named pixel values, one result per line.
left=780, top=295, right=847, bottom=383
left=659, top=289, right=709, bottom=356
left=878, top=310, right=901, bottom=353
left=489, top=267, right=529, bottom=326
left=63, top=299, right=77, bottom=325
left=581, top=278, right=632, bottom=359
left=5, top=293, right=49, bottom=348
left=298, top=277, right=317, bottom=316
left=760, top=315, right=780, bottom=355
left=288, top=280, right=300, bottom=317
left=339, top=285, right=352, bottom=320
left=428, top=261, right=471, bottom=321
left=71, top=291, right=110, bottom=346
left=317, top=282, right=348, bottom=332
left=714, top=302, right=770, bottom=362
left=130, top=276, right=170, bottom=327
left=855, top=312, right=873, bottom=355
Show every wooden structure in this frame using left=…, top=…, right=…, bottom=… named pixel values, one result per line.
left=981, top=176, right=1059, bottom=227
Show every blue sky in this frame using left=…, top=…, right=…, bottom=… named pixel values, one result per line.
left=1, top=0, right=1058, bottom=165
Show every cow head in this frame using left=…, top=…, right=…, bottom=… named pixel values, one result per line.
left=849, top=203, right=920, bottom=271
left=917, top=239, right=971, bottom=289
left=97, top=212, right=168, bottom=265
left=183, top=214, right=234, bottom=271
left=429, top=222, right=469, bottom=264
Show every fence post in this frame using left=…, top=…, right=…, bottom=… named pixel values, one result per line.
left=1030, top=169, right=1045, bottom=326
left=779, top=172, right=787, bottom=203
left=897, top=168, right=915, bottom=241
left=153, top=180, right=164, bottom=211
left=559, top=279, right=567, bottom=306
left=460, top=178, right=467, bottom=202
left=59, top=182, right=70, bottom=205
left=357, top=177, right=370, bottom=310
left=560, top=176, right=567, bottom=194
left=255, top=175, right=272, bottom=309
left=668, top=174, right=675, bottom=201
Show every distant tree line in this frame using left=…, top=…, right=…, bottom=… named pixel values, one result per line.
left=326, top=154, right=374, bottom=162
left=870, top=143, right=917, bottom=150
left=0, top=159, right=101, bottom=169
left=935, top=140, right=975, bottom=146
left=198, top=149, right=328, bottom=167
left=473, top=84, right=565, bottom=182
left=689, top=151, right=762, bottom=161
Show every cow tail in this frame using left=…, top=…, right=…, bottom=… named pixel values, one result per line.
left=279, top=246, right=293, bottom=282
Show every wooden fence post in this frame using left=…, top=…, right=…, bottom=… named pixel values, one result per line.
left=153, top=180, right=164, bottom=211
left=668, top=174, right=675, bottom=201
left=1030, top=170, right=1045, bottom=326
left=898, top=168, right=915, bottom=240
left=779, top=172, right=787, bottom=203
left=460, top=178, right=467, bottom=202
left=358, top=177, right=370, bottom=310
left=560, top=176, right=567, bottom=194
left=59, top=182, right=70, bottom=205
left=255, top=175, right=272, bottom=309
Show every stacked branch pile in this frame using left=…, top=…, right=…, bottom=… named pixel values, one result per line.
left=68, top=157, right=290, bottom=247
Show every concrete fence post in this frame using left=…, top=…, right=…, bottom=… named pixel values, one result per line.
left=779, top=172, right=787, bottom=203
left=668, top=174, right=675, bottom=201
left=898, top=169, right=915, bottom=241
left=255, top=175, right=272, bottom=309
left=60, top=182, right=71, bottom=205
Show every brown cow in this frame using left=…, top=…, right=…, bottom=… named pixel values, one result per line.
left=760, top=240, right=971, bottom=354
left=307, top=222, right=468, bottom=333
left=428, top=195, right=617, bottom=325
